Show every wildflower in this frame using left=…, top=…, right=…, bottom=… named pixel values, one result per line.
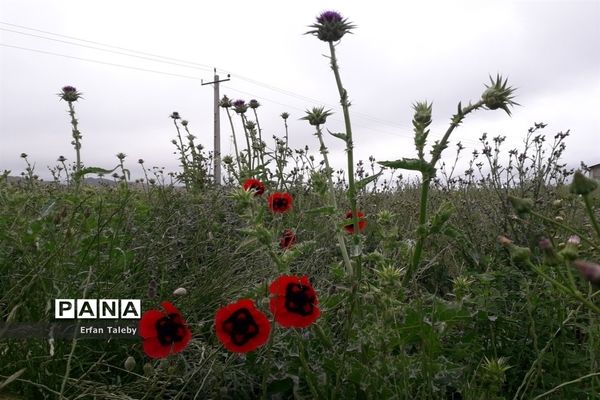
left=279, top=229, right=297, bottom=250
left=116, top=152, right=127, bottom=161
left=20, top=153, right=27, bottom=158
left=269, top=275, right=320, bottom=328
left=57, top=156, right=67, bottom=162
left=59, top=86, right=82, bottom=102
left=215, top=299, right=271, bottom=353
left=281, top=112, right=290, bottom=120
left=138, top=301, right=191, bottom=359
left=268, top=192, right=293, bottom=213
left=170, top=112, right=181, bottom=120
left=249, top=99, right=260, bottom=109
left=242, top=178, right=266, bottom=196
left=572, top=260, right=600, bottom=285
left=232, top=99, right=248, bottom=114
left=307, top=11, right=355, bottom=42
left=343, top=210, right=366, bottom=234
left=181, top=120, right=188, bottom=126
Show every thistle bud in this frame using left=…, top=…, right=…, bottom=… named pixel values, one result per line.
left=281, top=112, right=290, bottom=120
left=116, top=152, right=126, bottom=161
left=481, top=75, right=519, bottom=116
left=558, top=236, right=580, bottom=261
left=170, top=112, right=180, bottom=120
left=572, top=260, right=600, bottom=285
left=413, top=101, right=432, bottom=125
left=181, top=120, right=188, bottom=126
left=219, top=95, right=232, bottom=108
left=507, top=195, right=533, bottom=216
left=569, top=170, right=597, bottom=196
left=248, top=99, right=260, bottom=109
left=124, top=356, right=136, bottom=371
left=301, top=106, right=333, bottom=126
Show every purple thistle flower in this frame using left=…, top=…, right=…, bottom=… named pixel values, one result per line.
left=317, top=11, right=343, bottom=24
left=59, top=85, right=82, bottom=102
left=233, top=99, right=248, bottom=114
left=307, top=10, right=355, bottom=42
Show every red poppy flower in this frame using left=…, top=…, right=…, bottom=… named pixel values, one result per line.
left=215, top=299, right=271, bottom=353
left=343, top=210, right=366, bottom=234
left=268, top=192, right=293, bottom=213
left=279, top=229, right=297, bottom=250
left=269, top=275, right=320, bottom=328
left=242, top=178, right=266, bottom=196
left=139, top=301, right=191, bottom=359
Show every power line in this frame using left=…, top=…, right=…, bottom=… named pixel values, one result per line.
left=0, top=43, right=205, bottom=81
left=1, top=23, right=481, bottom=147
left=0, top=21, right=417, bottom=133
left=0, top=27, right=214, bottom=73
left=0, top=21, right=213, bottom=69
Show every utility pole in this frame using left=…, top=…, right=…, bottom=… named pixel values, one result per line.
left=202, top=68, right=230, bottom=185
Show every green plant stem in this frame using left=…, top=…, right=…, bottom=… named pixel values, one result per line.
left=260, top=319, right=276, bottom=400
left=173, top=119, right=190, bottom=188
left=67, top=101, right=82, bottom=190
left=315, top=125, right=353, bottom=276
left=240, top=114, right=254, bottom=173
left=296, top=331, right=321, bottom=399
left=582, top=194, right=600, bottom=240
left=526, top=260, right=600, bottom=314
left=252, top=108, right=267, bottom=180
left=224, top=108, right=242, bottom=175
left=530, top=210, right=598, bottom=248
left=403, top=179, right=431, bottom=285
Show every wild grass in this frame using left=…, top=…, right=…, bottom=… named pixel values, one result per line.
left=1, top=10, right=599, bottom=400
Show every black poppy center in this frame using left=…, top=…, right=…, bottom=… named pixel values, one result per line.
left=273, top=198, right=289, bottom=210
left=222, top=308, right=259, bottom=346
left=285, top=283, right=315, bottom=316
left=155, top=313, right=186, bottom=346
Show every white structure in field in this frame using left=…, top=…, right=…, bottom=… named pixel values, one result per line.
left=590, top=163, right=600, bottom=181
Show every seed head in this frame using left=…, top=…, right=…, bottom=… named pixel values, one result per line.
left=307, top=11, right=355, bottom=42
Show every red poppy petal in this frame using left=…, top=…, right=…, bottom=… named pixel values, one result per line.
left=138, top=310, right=164, bottom=339
left=172, top=326, right=192, bottom=353
left=143, top=337, right=172, bottom=359
left=160, top=301, right=181, bottom=316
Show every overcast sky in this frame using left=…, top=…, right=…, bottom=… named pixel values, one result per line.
left=1, top=0, right=599, bottom=182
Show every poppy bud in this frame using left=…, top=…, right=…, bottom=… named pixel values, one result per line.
left=570, top=170, right=597, bottom=196
left=173, top=287, right=187, bottom=296
left=124, top=356, right=136, bottom=371
left=143, top=362, right=154, bottom=376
